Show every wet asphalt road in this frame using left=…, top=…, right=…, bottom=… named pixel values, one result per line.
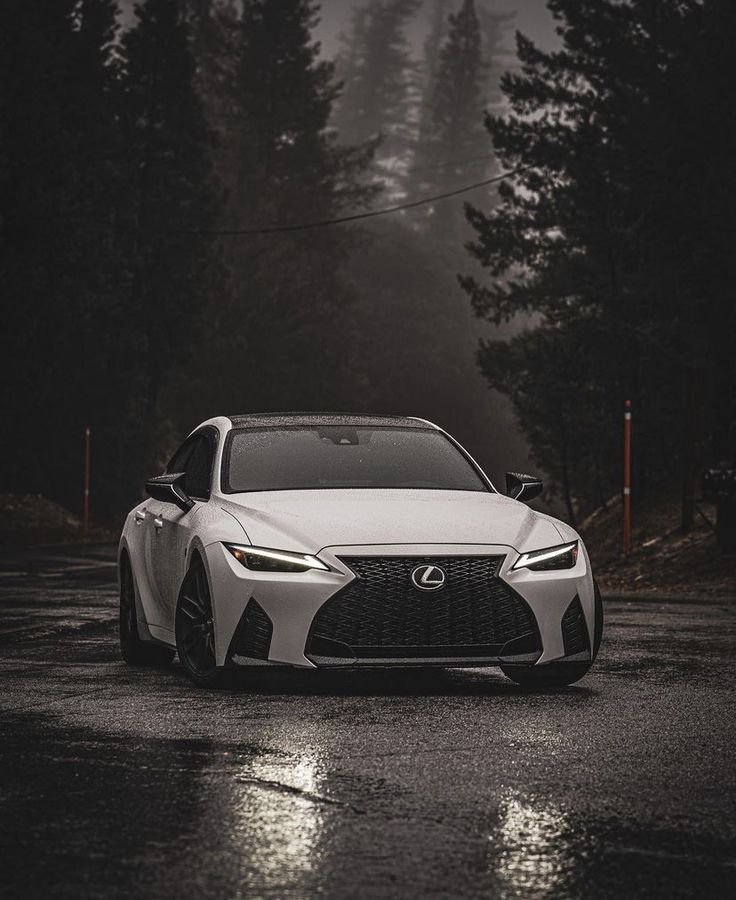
left=0, top=545, right=735, bottom=900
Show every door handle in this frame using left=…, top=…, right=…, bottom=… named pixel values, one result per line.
left=153, top=517, right=164, bottom=530
left=134, top=511, right=146, bottom=525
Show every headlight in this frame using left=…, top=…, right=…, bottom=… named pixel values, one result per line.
left=224, top=543, right=329, bottom=573
left=511, top=541, right=578, bottom=572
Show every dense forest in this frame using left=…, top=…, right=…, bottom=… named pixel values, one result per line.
left=1, top=0, right=734, bottom=533
left=0, top=0, right=521, bottom=520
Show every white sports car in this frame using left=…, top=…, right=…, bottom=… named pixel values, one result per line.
left=119, top=414, right=602, bottom=689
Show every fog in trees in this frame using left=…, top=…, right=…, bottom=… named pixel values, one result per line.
left=2, top=0, right=732, bottom=531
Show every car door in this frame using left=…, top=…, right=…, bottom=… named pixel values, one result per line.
left=151, top=431, right=215, bottom=630
left=142, top=439, right=193, bottom=629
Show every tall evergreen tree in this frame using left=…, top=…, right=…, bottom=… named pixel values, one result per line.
left=409, top=2, right=513, bottom=201
left=119, top=0, right=222, bottom=476
left=0, top=0, right=124, bottom=510
left=429, top=0, right=487, bottom=179
left=181, top=0, right=241, bottom=223
left=409, top=0, right=487, bottom=233
left=412, top=0, right=449, bottom=161
left=184, top=0, right=240, bottom=138
left=204, top=0, right=373, bottom=414
left=476, top=4, right=515, bottom=116
left=333, top=4, right=370, bottom=134
left=333, top=0, right=420, bottom=184
left=461, top=0, right=736, bottom=525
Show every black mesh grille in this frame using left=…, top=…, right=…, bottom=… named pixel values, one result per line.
left=308, top=556, right=540, bottom=660
left=561, top=596, right=590, bottom=656
left=230, top=599, right=273, bottom=660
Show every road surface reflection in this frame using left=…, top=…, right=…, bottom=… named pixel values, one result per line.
left=493, top=791, right=573, bottom=897
left=232, top=752, right=325, bottom=896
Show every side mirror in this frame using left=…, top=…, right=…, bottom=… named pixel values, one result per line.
left=505, top=472, right=543, bottom=504
left=145, top=472, right=194, bottom=513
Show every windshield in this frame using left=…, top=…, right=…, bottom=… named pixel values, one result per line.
left=223, top=426, right=489, bottom=493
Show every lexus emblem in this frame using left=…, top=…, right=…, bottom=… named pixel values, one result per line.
left=411, top=564, right=446, bottom=592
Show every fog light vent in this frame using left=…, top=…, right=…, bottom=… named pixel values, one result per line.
left=229, top=599, right=273, bottom=661
left=561, top=596, right=590, bottom=657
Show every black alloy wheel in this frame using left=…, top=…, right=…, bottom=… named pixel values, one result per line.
left=176, top=556, right=227, bottom=688
left=119, top=556, right=174, bottom=667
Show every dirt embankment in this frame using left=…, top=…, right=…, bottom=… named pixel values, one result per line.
left=0, top=494, right=116, bottom=546
left=579, top=491, right=735, bottom=599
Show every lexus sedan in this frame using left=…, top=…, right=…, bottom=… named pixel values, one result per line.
left=119, top=414, right=602, bottom=688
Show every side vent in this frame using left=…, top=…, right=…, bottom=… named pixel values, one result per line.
left=229, top=599, right=273, bottom=661
left=561, top=596, right=590, bottom=657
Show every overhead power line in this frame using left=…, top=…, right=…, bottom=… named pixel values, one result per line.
left=182, top=166, right=531, bottom=237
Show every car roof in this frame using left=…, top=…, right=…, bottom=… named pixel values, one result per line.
left=226, top=413, right=439, bottom=430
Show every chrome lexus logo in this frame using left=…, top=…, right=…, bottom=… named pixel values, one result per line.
left=411, top=564, right=446, bottom=592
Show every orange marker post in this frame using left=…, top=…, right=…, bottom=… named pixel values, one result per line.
left=623, top=400, right=632, bottom=558
left=83, top=427, right=91, bottom=540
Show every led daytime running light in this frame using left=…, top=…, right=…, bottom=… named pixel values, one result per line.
left=225, top=543, right=329, bottom=572
left=512, top=541, right=578, bottom=571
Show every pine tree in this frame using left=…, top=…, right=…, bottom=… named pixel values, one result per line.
left=0, top=0, right=125, bottom=510
left=476, top=4, right=515, bottom=117
left=430, top=0, right=487, bottom=181
left=208, top=0, right=373, bottom=412
left=184, top=0, right=240, bottom=136
left=409, top=0, right=487, bottom=233
left=412, top=0, right=449, bottom=159
left=119, top=0, right=222, bottom=474
left=333, top=4, right=370, bottom=135
left=333, top=0, right=420, bottom=185
left=461, top=0, right=736, bottom=524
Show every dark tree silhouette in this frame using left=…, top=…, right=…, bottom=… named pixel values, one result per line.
left=462, top=0, right=736, bottom=525
left=476, top=4, right=515, bottom=117
left=0, top=0, right=526, bottom=523
left=119, top=0, right=223, bottom=476
left=333, top=0, right=420, bottom=182
left=412, top=0, right=449, bottom=157
left=204, top=0, right=373, bottom=414
left=0, top=0, right=125, bottom=510
left=409, top=0, right=488, bottom=233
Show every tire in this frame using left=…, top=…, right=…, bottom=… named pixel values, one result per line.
left=175, top=556, right=229, bottom=689
left=502, top=583, right=604, bottom=689
left=119, top=555, right=175, bottom=667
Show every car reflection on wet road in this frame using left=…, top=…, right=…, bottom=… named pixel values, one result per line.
left=0, top=545, right=734, bottom=899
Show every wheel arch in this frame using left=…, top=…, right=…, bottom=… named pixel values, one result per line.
left=183, top=536, right=209, bottom=582
left=118, top=542, right=156, bottom=643
left=117, top=537, right=131, bottom=573
left=175, top=540, right=227, bottom=686
left=180, top=537, right=216, bottom=629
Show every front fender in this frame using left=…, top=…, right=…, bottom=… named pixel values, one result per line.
left=118, top=514, right=157, bottom=642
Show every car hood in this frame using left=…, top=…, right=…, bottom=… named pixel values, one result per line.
left=219, top=489, right=562, bottom=555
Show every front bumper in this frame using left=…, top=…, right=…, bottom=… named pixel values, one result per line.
left=203, top=542, right=596, bottom=669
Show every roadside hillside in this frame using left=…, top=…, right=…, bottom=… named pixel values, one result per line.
left=579, top=491, right=735, bottom=599
left=0, top=495, right=115, bottom=546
